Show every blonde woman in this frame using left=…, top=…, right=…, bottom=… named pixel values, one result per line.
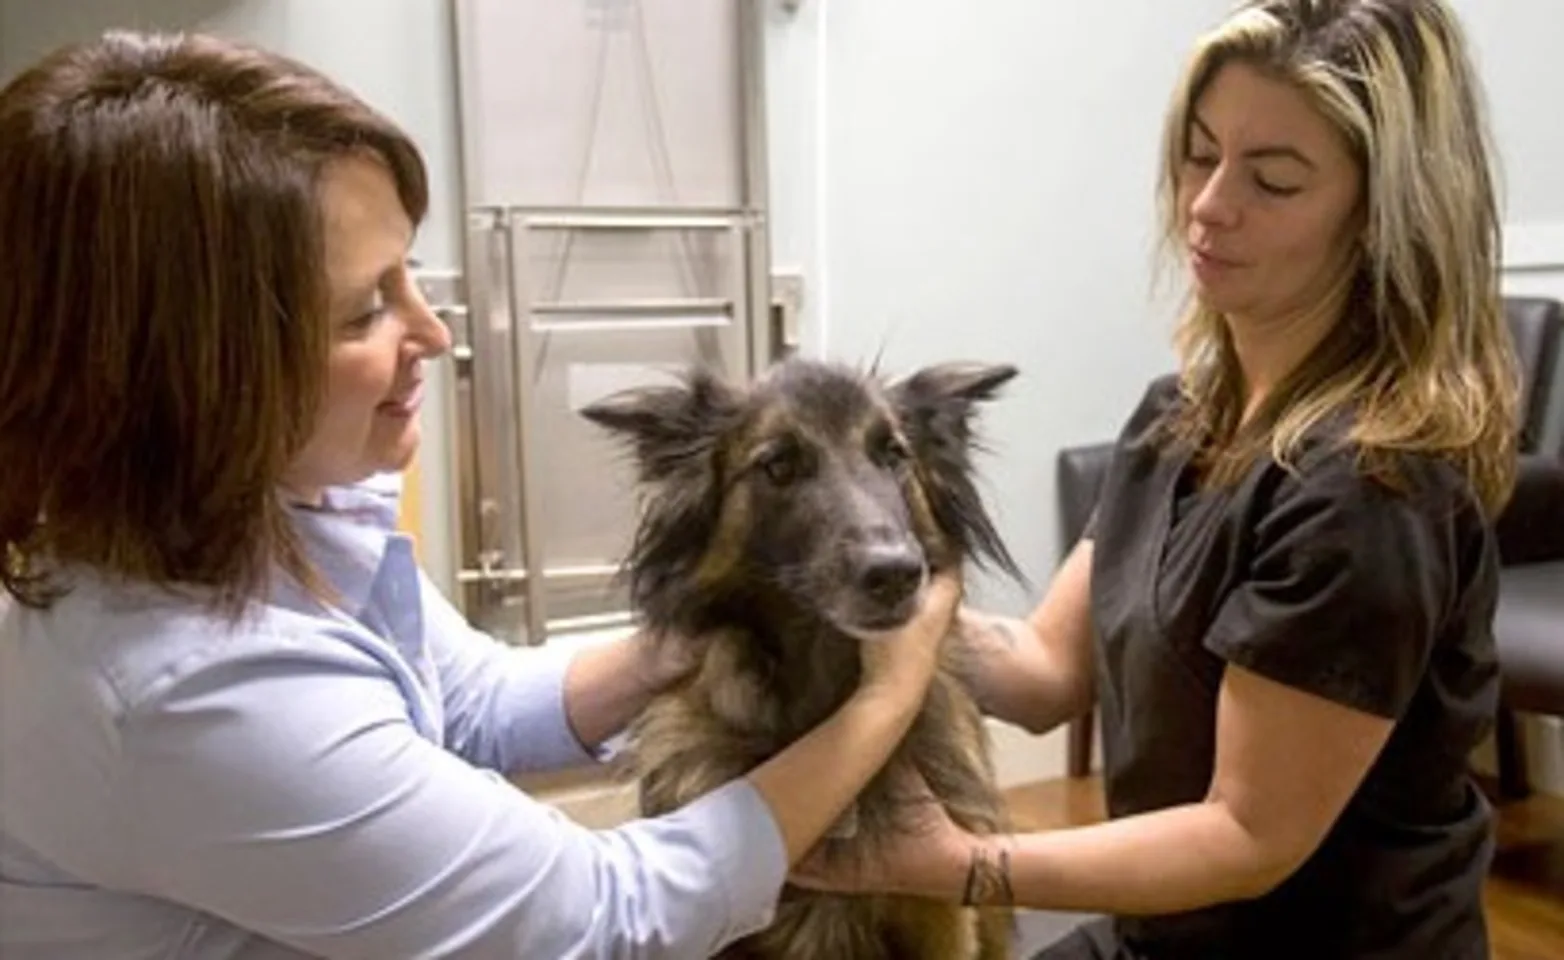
left=797, top=2, right=1518, bottom=957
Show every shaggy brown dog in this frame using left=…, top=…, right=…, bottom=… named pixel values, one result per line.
left=582, top=357, right=1022, bottom=959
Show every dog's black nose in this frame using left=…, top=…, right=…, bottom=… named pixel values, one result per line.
left=858, top=545, right=924, bottom=609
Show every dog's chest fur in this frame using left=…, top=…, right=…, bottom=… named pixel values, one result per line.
left=628, top=625, right=1016, bottom=960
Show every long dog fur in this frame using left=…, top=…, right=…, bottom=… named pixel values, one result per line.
left=583, top=357, right=1023, bottom=959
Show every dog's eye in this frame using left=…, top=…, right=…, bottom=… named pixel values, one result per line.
left=759, top=448, right=801, bottom=486
left=870, top=430, right=911, bottom=468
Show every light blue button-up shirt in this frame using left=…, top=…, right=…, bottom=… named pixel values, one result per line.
left=0, top=479, right=786, bottom=959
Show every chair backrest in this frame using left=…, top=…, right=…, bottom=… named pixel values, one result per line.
left=1506, top=295, right=1564, bottom=456
left=1055, top=441, right=1115, bottom=557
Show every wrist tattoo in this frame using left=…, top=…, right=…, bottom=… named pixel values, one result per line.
left=960, top=841, right=1015, bottom=908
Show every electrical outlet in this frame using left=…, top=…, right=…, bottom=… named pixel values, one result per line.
left=770, top=269, right=805, bottom=359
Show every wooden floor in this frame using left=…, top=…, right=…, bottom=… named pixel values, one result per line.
left=1003, top=777, right=1564, bottom=960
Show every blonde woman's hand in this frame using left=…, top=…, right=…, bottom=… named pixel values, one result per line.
left=789, top=765, right=975, bottom=901
left=855, top=568, right=963, bottom=705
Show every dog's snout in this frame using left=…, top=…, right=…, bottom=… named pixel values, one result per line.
left=857, top=543, right=923, bottom=609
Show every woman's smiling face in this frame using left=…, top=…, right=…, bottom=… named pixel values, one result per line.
left=281, top=155, right=450, bottom=503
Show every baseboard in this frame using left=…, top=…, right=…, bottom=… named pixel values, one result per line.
left=1528, top=715, right=1564, bottom=796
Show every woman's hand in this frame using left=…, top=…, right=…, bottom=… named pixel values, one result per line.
left=788, top=766, right=976, bottom=901
left=855, top=569, right=963, bottom=704
left=561, top=626, right=707, bottom=750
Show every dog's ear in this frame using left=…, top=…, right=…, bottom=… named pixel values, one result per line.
left=889, top=362, right=1018, bottom=445
left=581, top=368, right=743, bottom=482
left=888, top=361, right=1023, bottom=582
left=581, top=368, right=745, bottom=626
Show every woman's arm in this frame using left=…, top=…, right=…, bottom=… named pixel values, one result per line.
left=954, top=539, right=1096, bottom=734
left=421, top=569, right=690, bottom=773
left=982, top=664, right=1392, bottom=913
left=110, top=632, right=779, bottom=959
left=98, top=576, right=956, bottom=960
left=748, top=573, right=959, bottom=861
left=557, top=627, right=696, bottom=750
left=796, top=661, right=1393, bottom=915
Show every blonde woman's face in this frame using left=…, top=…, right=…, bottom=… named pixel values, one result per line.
left=1176, top=61, right=1364, bottom=327
left=282, top=156, right=450, bottom=504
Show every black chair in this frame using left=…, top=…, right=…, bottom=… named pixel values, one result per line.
left=1056, top=297, right=1564, bottom=785
left=1056, top=442, right=1115, bottom=777
left=1491, top=296, right=1564, bottom=798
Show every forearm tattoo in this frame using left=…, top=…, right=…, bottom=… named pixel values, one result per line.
left=961, top=611, right=1028, bottom=653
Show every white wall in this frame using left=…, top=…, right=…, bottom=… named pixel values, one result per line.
left=803, top=1, right=1237, bottom=608
left=761, top=0, right=824, bottom=329
left=1454, top=2, right=1564, bottom=228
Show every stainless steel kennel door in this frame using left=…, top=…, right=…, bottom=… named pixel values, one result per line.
left=448, top=0, right=774, bottom=644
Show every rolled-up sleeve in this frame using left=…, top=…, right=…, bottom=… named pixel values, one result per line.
left=109, top=638, right=787, bottom=959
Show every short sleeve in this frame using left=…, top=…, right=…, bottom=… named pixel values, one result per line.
left=1202, top=459, right=1469, bottom=719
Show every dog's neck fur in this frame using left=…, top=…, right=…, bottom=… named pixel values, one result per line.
left=680, top=585, right=867, bottom=738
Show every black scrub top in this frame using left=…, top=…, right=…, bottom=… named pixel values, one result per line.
left=1085, top=375, right=1500, bottom=959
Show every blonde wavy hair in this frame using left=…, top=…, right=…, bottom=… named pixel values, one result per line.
left=1156, top=0, right=1519, bottom=516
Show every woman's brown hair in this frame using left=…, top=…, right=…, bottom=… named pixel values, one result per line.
left=0, top=30, right=428, bottom=611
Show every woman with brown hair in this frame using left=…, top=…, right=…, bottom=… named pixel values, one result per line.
left=796, top=1, right=1519, bottom=957
left=0, top=30, right=959, bottom=959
